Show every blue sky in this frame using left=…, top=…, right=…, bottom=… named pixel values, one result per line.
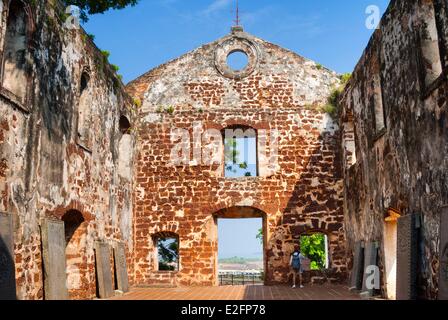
left=84, top=0, right=390, bottom=84
left=83, top=0, right=390, bottom=258
left=224, top=136, right=257, bottom=178
left=218, top=218, right=262, bottom=259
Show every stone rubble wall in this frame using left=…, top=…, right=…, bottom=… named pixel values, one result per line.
left=0, top=0, right=135, bottom=300
left=340, top=0, right=448, bottom=299
left=128, top=29, right=347, bottom=286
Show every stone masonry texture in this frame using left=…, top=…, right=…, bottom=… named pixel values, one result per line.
left=340, top=0, right=448, bottom=300
left=1, top=0, right=447, bottom=300
left=0, top=0, right=135, bottom=300
left=127, top=28, right=347, bottom=287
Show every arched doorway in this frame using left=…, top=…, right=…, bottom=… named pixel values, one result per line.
left=61, top=210, right=89, bottom=300
left=213, top=206, right=268, bottom=286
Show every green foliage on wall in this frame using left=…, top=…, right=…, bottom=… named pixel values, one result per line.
left=321, top=72, right=352, bottom=119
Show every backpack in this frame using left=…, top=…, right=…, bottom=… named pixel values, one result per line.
left=291, top=251, right=301, bottom=269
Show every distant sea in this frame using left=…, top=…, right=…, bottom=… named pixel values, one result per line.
left=219, top=251, right=263, bottom=260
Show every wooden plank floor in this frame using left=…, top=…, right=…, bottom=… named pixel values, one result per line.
left=110, top=285, right=360, bottom=300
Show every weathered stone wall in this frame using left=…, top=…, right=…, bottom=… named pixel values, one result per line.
left=340, top=0, right=448, bottom=299
left=0, top=0, right=135, bottom=300
left=127, top=28, right=347, bottom=286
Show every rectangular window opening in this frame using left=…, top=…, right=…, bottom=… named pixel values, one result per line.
left=223, top=126, right=258, bottom=178
left=218, top=218, right=264, bottom=286
left=373, top=74, right=386, bottom=135
left=156, top=237, right=179, bottom=271
left=343, top=120, right=357, bottom=169
left=300, top=233, right=330, bottom=270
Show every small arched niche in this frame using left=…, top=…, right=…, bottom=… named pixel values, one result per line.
left=77, top=71, right=93, bottom=150
left=80, top=72, right=90, bottom=94
left=118, top=115, right=133, bottom=180
left=119, top=115, right=131, bottom=134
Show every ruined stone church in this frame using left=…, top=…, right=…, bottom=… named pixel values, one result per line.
left=0, top=0, right=447, bottom=300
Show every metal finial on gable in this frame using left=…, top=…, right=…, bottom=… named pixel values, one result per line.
left=231, top=0, right=244, bottom=33
left=234, top=0, right=241, bottom=26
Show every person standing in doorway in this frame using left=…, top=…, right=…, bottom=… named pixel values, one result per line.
left=290, top=243, right=305, bottom=288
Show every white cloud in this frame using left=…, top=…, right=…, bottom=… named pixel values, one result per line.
left=201, top=0, right=232, bottom=16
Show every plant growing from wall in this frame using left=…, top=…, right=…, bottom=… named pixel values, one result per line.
left=339, top=73, right=352, bottom=84
left=121, top=97, right=143, bottom=139
left=111, top=64, right=120, bottom=72
left=81, top=32, right=95, bottom=43
left=155, top=105, right=175, bottom=114
left=321, top=88, right=342, bottom=118
left=101, top=50, right=110, bottom=60
left=165, top=106, right=175, bottom=114
left=320, top=73, right=352, bottom=119
left=133, top=97, right=142, bottom=108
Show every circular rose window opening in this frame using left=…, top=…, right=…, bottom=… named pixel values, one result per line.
left=226, top=51, right=249, bottom=71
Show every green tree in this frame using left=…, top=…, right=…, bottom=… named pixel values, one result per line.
left=321, top=72, right=352, bottom=119
left=63, top=0, right=139, bottom=22
left=300, top=234, right=327, bottom=270
left=256, top=228, right=263, bottom=244
left=224, top=138, right=251, bottom=177
left=340, top=72, right=352, bottom=85
left=158, top=238, right=178, bottom=271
